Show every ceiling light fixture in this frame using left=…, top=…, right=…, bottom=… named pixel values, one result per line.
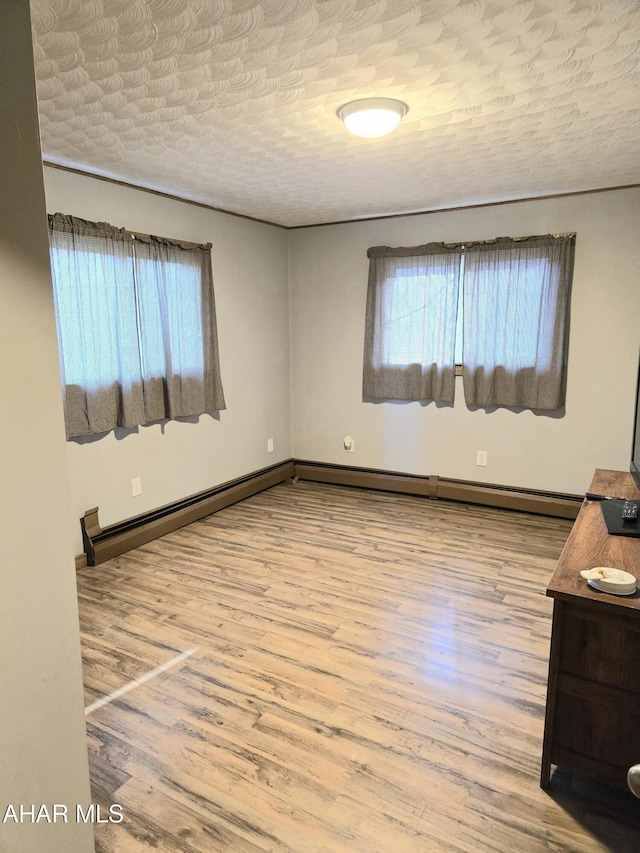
left=337, top=97, right=408, bottom=138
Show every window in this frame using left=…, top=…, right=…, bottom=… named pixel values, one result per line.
left=48, top=213, right=225, bottom=438
left=363, top=242, right=462, bottom=403
left=363, top=234, right=575, bottom=410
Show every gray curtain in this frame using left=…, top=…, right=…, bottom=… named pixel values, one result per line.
left=49, top=213, right=145, bottom=437
left=363, top=243, right=462, bottom=402
left=48, top=214, right=225, bottom=438
left=462, top=235, right=574, bottom=409
left=133, top=234, right=226, bottom=422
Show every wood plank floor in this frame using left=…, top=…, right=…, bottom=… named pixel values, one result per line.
left=76, top=482, right=640, bottom=852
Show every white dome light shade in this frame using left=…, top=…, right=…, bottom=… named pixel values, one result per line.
left=337, top=98, right=408, bottom=138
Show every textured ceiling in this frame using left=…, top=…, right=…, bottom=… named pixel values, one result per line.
left=30, top=0, right=640, bottom=227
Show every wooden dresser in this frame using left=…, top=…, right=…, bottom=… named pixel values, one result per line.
left=541, top=469, right=640, bottom=789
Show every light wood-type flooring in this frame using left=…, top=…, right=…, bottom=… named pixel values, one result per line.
left=76, top=481, right=640, bottom=852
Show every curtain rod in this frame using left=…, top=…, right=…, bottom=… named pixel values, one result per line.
left=129, top=229, right=208, bottom=250
left=458, top=232, right=576, bottom=249
left=368, top=232, right=576, bottom=258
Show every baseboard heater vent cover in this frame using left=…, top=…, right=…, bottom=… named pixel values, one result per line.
left=293, top=461, right=582, bottom=520
left=81, top=460, right=294, bottom=566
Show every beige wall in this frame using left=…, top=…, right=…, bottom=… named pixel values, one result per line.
left=4, top=5, right=634, bottom=850
left=0, top=3, right=93, bottom=851
left=44, top=167, right=292, bottom=553
left=289, top=189, right=640, bottom=495
left=43, top=174, right=640, bottom=553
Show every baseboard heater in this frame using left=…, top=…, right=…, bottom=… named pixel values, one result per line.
left=81, top=460, right=295, bottom=566
left=80, top=458, right=581, bottom=567
left=293, top=460, right=582, bottom=520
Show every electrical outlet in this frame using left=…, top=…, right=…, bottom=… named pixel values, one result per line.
left=131, top=476, right=142, bottom=496
left=267, top=438, right=274, bottom=453
left=344, top=435, right=355, bottom=452
left=476, top=450, right=488, bottom=467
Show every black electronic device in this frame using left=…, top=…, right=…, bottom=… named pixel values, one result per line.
left=631, top=348, right=640, bottom=491
left=602, top=499, right=640, bottom=538
left=601, top=349, right=640, bottom=538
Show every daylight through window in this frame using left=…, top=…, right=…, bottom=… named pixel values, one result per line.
left=363, top=234, right=575, bottom=410
left=48, top=213, right=226, bottom=438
